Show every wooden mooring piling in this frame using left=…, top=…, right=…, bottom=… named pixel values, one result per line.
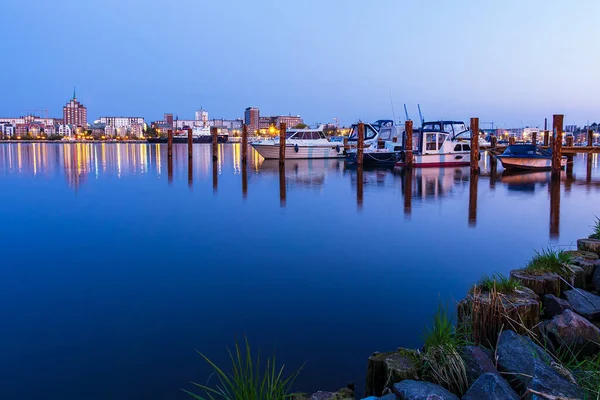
left=187, top=128, right=193, bottom=159
left=211, top=127, right=218, bottom=161
left=552, top=114, right=563, bottom=177
left=470, top=118, right=479, bottom=174
left=405, top=120, right=413, bottom=167
left=242, top=124, right=248, bottom=164
left=357, top=122, right=365, bottom=166
left=279, top=123, right=286, bottom=165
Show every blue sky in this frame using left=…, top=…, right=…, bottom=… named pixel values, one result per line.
left=1, top=0, right=599, bottom=127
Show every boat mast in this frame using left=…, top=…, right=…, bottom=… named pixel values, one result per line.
left=418, top=104, right=424, bottom=126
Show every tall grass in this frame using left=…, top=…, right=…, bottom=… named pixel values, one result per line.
left=183, top=338, right=303, bottom=400
left=552, top=341, right=600, bottom=399
left=525, top=248, right=573, bottom=277
left=476, top=273, right=522, bottom=294
left=591, top=216, right=600, bottom=240
left=422, top=305, right=469, bottom=396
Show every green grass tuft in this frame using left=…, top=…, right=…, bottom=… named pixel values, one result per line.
left=183, top=338, right=303, bottom=400
left=591, top=216, right=600, bottom=240
left=554, top=343, right=600, bottom=399
left=525, top=248, right=573, bottom=277
left=476, top=273, right=522, bottom=294
left=424, top=304, right=463, bottom=351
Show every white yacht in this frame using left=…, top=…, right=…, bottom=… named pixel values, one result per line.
left=251, top=125, right=345, bottom=159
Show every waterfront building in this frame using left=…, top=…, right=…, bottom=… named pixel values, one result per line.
left=274, top=115, right=303, bottom=128
left=99, top=116, right=145, bottom=128
left=259, top=116, right=271, bottom=130
left=244, top=107, right=260, bottom=134
left=58, top=124, right=74, bottom=137
left=0, top=122, right=15, bottom=137
left=129, top=124, right=143, bottom=137
left=63, top=89, right=87, bottom=127
left=104, top=125, right=116, bottom=137
left=208, top=118, right=243, bottom=135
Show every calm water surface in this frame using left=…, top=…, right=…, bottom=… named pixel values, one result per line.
left=0, top=143, right=599, bottom=399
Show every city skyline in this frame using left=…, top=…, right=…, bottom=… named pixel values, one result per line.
left=1, top=0, right=600, bottom=127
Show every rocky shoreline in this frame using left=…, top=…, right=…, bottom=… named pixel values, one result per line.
left=295, top=237, right=600, bottom=400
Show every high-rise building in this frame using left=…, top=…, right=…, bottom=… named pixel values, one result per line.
left=244, top=107, right=259, bottom=134
left=63, top=88, right=87, bottom=127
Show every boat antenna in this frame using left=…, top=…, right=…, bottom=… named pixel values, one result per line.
left=389, top=91, right=397, bottom=124
left=418, top=104, right=424, bottom=125
left=403, top=104, right=410, bottom=121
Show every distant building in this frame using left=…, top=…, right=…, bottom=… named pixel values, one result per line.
left=565, top=125, right=577, bottom=133
left=209, top=118, right=243, bottom=135
left=58, top=124, right=74, bottom=137
left=63, top=89, right=87, bottom=127
left=274, top=115, right=303, bottom=128
left=164, top=113, right=174, bottom=127
left=0, top=122, right=15, bottom=137
left=104, top=125, right=116, bottom=137
left=100, top=116, right=145, bottom=128
left=259, top=116, right=271, bottom=130
left=244, top=107, right=260, bottom=134
left=130, top=124, right=143, bottom=137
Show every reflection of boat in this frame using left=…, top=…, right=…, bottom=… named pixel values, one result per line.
left=397, top=121, right=473, bottom=167
left=496, top=144, right=566, bottom=170
left=412, top=166, right=470, bottom=199
left=500, top=169, right=551, bottom=192
left=251, top=126, right=345, bottom=159
left=345, top=120, right=404, bottom=166
left=259, top=159, right=331, bottom=186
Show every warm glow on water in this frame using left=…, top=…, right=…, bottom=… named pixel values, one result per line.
left=0, top=142, right=598, bottom=400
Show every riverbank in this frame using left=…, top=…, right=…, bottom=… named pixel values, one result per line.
left=288, top=227, right=600, bottom=400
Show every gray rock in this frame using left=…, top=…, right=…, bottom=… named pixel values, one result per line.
left=561, top=265, right=586, bottom=292
left=593, top=260, right=600, bottom=293
left=525, top=359, right=583, bottom=400
left=461, top=373, right=519, bottom=400
left=544, top=309, right=600, bottom=357
left=563, top=289, right=600, bottom=320
left=461, top=346, right=497, bottom=386
left=496, top=330, right=552, bottom=391
left=393, top=380, right=459, bottom=400
left=578, top=238, right=600, bottom=256
left=542, top=294, right=572, bottom=318
left=364, top=350, right=420, bottom=397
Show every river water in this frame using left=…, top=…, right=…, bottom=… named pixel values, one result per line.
left=0, top=143, right=598, bottom=399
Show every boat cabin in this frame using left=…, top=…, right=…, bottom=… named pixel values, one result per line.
left=348, top=120, right=404, bottom=144
left=285, top=126, right=327, bottom=140
left=422, top=121, right=469, bottom=139
left=502, top=144, right=551, bottom=157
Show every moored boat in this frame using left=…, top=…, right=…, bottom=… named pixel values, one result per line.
left=495, top=144, right=567, bottom=170
left=345, top=120, right=405, bottom=166
left=251, top=125, right=345, bottom=159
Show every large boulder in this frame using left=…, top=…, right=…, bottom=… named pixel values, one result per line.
left=457, top=287, right=540, bottom=347
left=496, top=331, right=582, bottom=397
left=542, top=294, right=572, bottom=318
left=566, top=250, right=599, bottom=286
left=461, top=373, right=519, bottom=400
left=563, top=289, right=600, bottom=321
left=578, top=238, right=600, bottom=256
left=525, top=359, right=583, bottom=400
left=593, top=260, right=600, bottom=293
left=392, top=380, right=459, bottom=400
left=460, top=346, right=497, bottom=386
left=307, top=388, right=354, bottom=400
left=509, top=269, right=561, bottom=297
left=544, top=309, right=600, bottom=357
left=364, top=350, right=420, bottom=397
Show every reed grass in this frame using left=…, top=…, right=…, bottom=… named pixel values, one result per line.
left=422, top=304, right=469, bottom=396
left=183, top=338, right=303, bottom=400
left=550, top=339, right=600, bottom=399
left=525, top=248, right=573, bottom=277
left=476, top=273, right=522, bottom=294
left=591, top=216, right=600, bottom=240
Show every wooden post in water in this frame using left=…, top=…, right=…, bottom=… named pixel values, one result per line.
left=552, top=114, right=564, bottom=178
left=403, top=167, right=412, bottom=216
left=405, top=120, right=413, bottom=167
left=356, top=166, right=364, bottom=210
left=566, top=135, right=573, bottom=148
left=589, top=129, right=594, bottom=147
left=343, top=137, right=349, bottom=151
left=544, top=117, right=549, bottom=147
left=279, top=123, right=286, bottom=165
left=187, top=128, right=193, bottom=159
left=167, top=129, right=173, bottom=158
left=242, top=124, right=248, bottom=164
left=549, top=177, right=560, bottom=239
left=509, top=136, right=515, bottom=145
left=468, top=173, right=478, bottom=227
left=211, top=127, right=218, bottom=161
left=532, top=131, right=537, bottom=146
left=470, top=118, right=479, bottom=174
left=279, top=164, right=286, bottom=207
left=357, top=122, right=365, bottom=165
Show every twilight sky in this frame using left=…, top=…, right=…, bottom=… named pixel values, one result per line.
left=1, top=0, right=599, bottom=127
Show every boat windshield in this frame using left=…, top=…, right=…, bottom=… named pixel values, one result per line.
left=290, top=131, right=324, bottom=140
left=348, top=124, right=378, bottom=141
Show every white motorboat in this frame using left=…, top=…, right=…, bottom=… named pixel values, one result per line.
left=496, top=144, right=567, bottom=170
left=251, top=125, right=345, bottom=159
left=345, top=120, right=405, bottom=166
left=422, top=120, right=491, bottom=148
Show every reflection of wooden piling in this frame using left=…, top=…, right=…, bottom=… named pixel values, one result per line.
left=357, top=165, right=364, bottom=209
left=242, top=124, right=248, bottom=164
left=405, top=120, right=413, bottom=167
left=188, top=157, right=193, bottom=188
left=403, top=167, right=412, bottom=215
left=589, top=129, right=594, bottom=147
left=552, top=114, right=564, bottom=177
left=242, top=161, right=248, bottom=199
left=587, top=154, right=593, bottom=182
left=490, top=155, right=497, bottom=190
left=187, top=128, right=193, bottom=159
left=168, top=151, right=173, bottom=184
left=212, top=158, right=218, bottom=192
left=211, top=127, right=218, bottom=161
left=278, top=164, right=286, bottom=207
left=168, top=129, right=173, bottom=158
left=532, top=132, right=537, bottom=146
left=549, top=177, right=560, bottom=239
left=470, top=118, right=479, bottom=173
left=357, top=122, right=365, bottom=165
left=468, top=172, right=478, bottom=227
left=279, top=123, right=286, bottom=165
